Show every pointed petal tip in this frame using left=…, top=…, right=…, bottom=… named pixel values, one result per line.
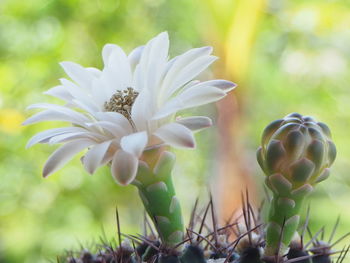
left=86, top=169, right=94, bottom=175
left=113, top=171, right=134, bottom=186
left=219, top=80, right=237, bottom=92
left=59, top=61, right=71, bottom=68
left=42, top=169, right=50, bottom=178
left=188, top=142, right=196, bottom=149
left=111, top=150, right=138, bottom=186
left=202, top=46, right=213, bottom=53
left=158, top=31, right=169, bottom=38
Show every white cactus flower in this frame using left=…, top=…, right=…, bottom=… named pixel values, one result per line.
left=24, top=32, right=236, bottom=185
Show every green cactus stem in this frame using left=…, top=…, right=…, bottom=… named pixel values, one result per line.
left=132, top=151, right=184, bottom=248
left=256, top=113, right=336, bottom=256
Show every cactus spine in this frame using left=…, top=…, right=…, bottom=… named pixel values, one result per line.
left=132, top=151, right=184, bottom=247
left=257, top=113, right=336, bottom=256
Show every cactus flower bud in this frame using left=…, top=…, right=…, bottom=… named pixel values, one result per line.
left=257, top=113, right=336, bottom=256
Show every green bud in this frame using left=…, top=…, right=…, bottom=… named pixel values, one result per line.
left=258, top=113, right=336, bottom=256
left=258, top=113, right=336, bottom=187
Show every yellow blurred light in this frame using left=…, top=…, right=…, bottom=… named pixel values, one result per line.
left=0, top=108, right=25, bottom=134
left=225, top=0, right=267, bottom=81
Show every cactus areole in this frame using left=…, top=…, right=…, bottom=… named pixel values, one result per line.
left=257, top=113, right=336, bottom=256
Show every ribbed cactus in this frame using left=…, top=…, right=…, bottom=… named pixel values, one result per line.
left=256, top=113, right=336, bottom=256
left=132, top=151, right=184, bottom=248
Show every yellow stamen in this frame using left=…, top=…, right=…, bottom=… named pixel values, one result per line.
left=104, top=87, right=139, bottom=120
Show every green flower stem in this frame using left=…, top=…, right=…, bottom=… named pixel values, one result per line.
left=265, top=193, right=304, bottom=256
left=132, top=151, right=184, bottom=247
left=264, top=173, right=314, bottom=256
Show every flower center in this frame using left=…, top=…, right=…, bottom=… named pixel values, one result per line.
left=104, top=87, right=139, bottom=119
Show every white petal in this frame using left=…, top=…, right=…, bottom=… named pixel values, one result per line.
left=111, top=150, right=138, bottom=185
left=102, top=44, right=121, bottom=66
left=99, top=67, right=123, bottom=97
left=44, top=85, right=73, bottom=102
left=154, top=122, right=195, bottom=148
left=95, top=112, right=133, bottom=133
left=140, top=32, right=169, bottom=93
left=101, top=142, right=116, bottom=165
left=128, top=45, right=144, bottom=71
left=161, top=46, right=213, bottom=96
left=189, top=79, right=237, bottom=92
left=43, top=139, right=95, bottom=177
left=48, top=131, right=104, bottom=144
left=131, top=89, right=152, bottom=131
left=87, top=121, right=127, bottom=138
left=179, top=86, right=226, bottom=107
left=108, top=45, right=132, bottom=86
left=60, top=61, right=94, bottom=89
left=83, top=141, right=112, bottom=174
left=26, top=103, right=90, bottom=123
left=91, top=78, right=110, bottom=108
left=165, top=55, right=218, bottom=99
left=86, top=67, right=102, bottom=77
left=153, top=86, right=226, bottom=120
left=26, top=127, right=87, bottom=148
left=60, top=78, right=100, bottom=112
left=120, top=131, right=148, bottom=157
left=132, top=63, right=144, bottom=92
left=176, top=116, right=212, bottom=131
left=133, top=32, right=169, bottom=96
left=23, top=110, right=87, bottom=126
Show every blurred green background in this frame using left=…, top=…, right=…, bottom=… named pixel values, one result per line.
left=1, top=0, right=350, bottom=262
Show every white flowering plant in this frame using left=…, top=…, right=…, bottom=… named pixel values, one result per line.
left=25, top=32, right=236, bottom=248
left=25, top=33, right=347, bottom=263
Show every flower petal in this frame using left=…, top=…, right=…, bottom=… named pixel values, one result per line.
left=60, top=61, right=94, bottom=89
left=139, top=31, right=169, bottom=93
left=83, top=140, right=112, bottom=174
left=86, top=67, right=101, bottom=77
left=179, top=86, right=226, bottom=107
left=107, top=45, right=132, bottom=87
left=95, top=112, right=133, bottom=133
left=43, top=139, right=95, bottom=177
left=154, top=122, right=195, bottom=148
left=26, top=103, right=90, bottom=123
left=120, top=131, right=148, bottom=157
left=26, top=127, right=87, bottom=148
left=102, top=44, right=119, bottom=66
left=188, top=79, right=237, bottom=92
left=176, top=116, right=212, bottom=131
left=111, top=150, right=138, bottom=185
left=161, top=46, right=213, bottom=97
left=49, top=131, right=105, bottom=144
left=153, top=86, right=226, bottom=120
left=23, top=110, right=87, bottom=126
left=128, top=45, right=144, bottom=71
left=87, top=121, right=127, bottom=138
left=60, top=78, right=100, bottom=112
left=44, top=85, right=73, bottom=102
left=131, top=89, right=152, bottom=131
left=165, top=55, right=218, bottom=99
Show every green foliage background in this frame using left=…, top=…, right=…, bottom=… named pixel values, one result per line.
left=0, top=0, right=350, bottom=262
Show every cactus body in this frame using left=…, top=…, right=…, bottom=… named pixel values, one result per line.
left=287, top=248, right=312, bottom=263
left=257, top=113, right=336, bottom=256
left=133, top=151, right=184, bottom=247
left=180, top=245, right=207, bottom=263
